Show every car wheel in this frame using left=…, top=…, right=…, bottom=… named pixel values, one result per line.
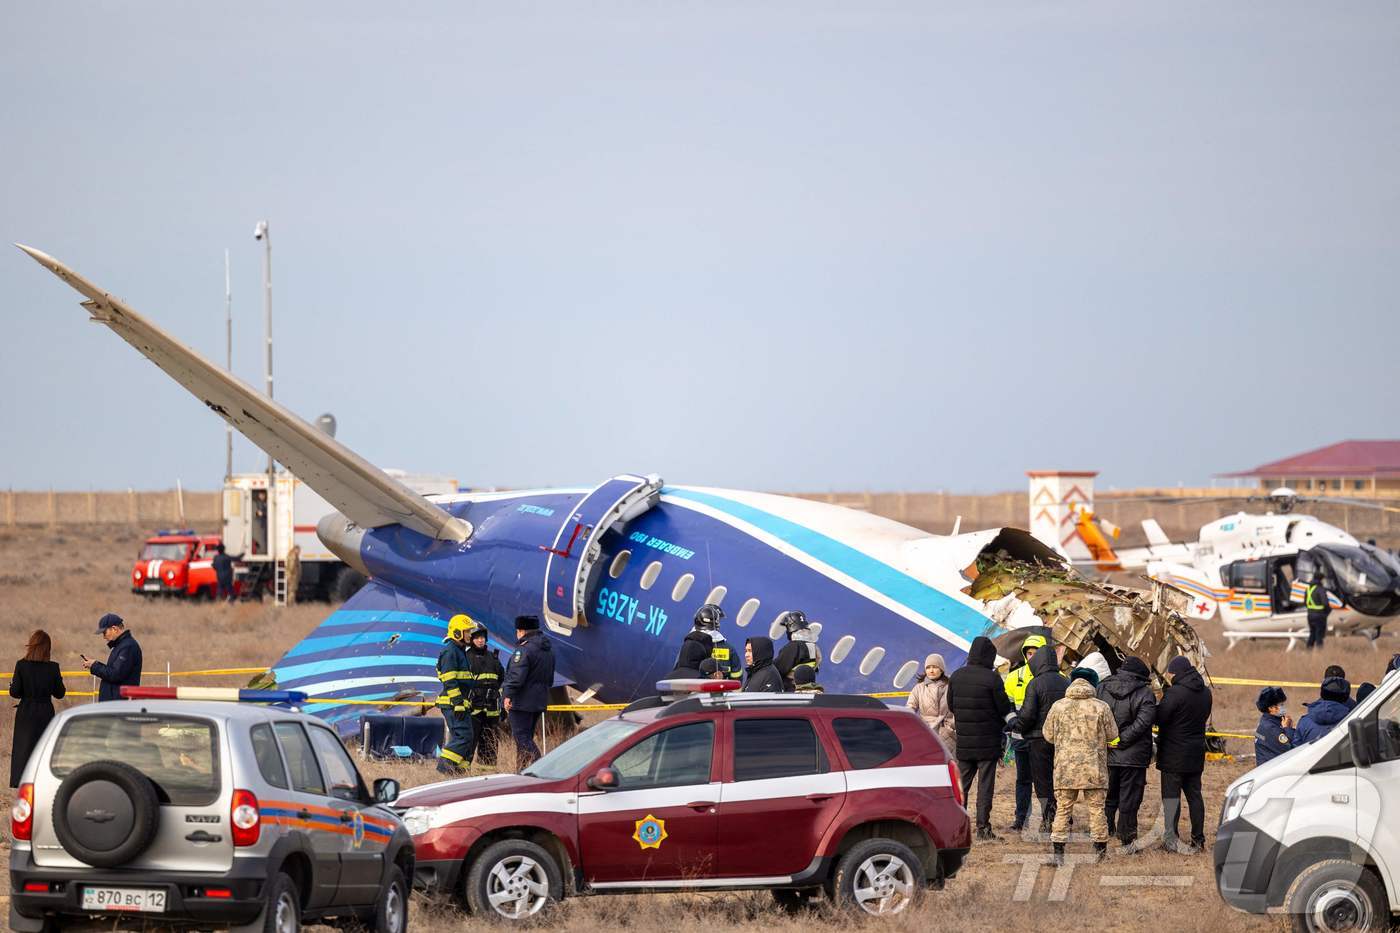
left=772, top=887, right=823, bottom=914
left=464, top=839, right=562, bottom=921
left=369, top=865, right=409, bottom=933
left=831, top=838, right=925, bottom=917
left=51, top=760, right=160, bottom=868
left=1285, top=859, right=1389, bottom=933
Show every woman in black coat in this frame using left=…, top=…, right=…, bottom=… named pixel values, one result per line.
left=10, top=630, right=66, bottom=786
left=1154, top=655, right=1212, bottom=851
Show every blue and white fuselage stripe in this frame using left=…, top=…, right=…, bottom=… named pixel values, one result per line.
left=271, top=483, right=1003, bottom=734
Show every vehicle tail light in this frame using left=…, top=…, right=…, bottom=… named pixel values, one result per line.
left=230, top=789, right=260, bottom=847
left=203, top=888, right=233, bottom=899
left=12, top=783, right=34, bottom=840
left=22, top=882, right=49, bottom=893
left=947, top=761, right=964, bottom=808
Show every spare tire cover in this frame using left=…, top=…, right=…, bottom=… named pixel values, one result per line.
left=53, top=760, right=160, bottom=868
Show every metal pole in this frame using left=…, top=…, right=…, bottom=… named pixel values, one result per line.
left=255, top=221, right=275, bottom=569
left=225, top=248, right=233, bottom=479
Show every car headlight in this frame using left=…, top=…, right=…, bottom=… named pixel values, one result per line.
left=400, top=807, right=431, bottom=837
left=1222, top=779, right=1254, bottom=822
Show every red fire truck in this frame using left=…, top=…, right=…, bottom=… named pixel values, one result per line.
left=130, top=530, right=226, bottom=599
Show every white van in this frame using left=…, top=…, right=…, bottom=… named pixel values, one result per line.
left=1215, top=669, right=1400, bottom=932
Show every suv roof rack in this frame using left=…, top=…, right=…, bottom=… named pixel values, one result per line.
left=656, top=692, right=888, bottom=718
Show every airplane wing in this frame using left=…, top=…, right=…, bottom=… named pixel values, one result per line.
left=18, top=244, right=471, bottom=542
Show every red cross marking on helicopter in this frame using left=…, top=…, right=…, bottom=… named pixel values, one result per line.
left=1197, top=601, right=1209, bottom=613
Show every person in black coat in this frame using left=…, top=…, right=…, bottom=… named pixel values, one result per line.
left=83, top=614, right=142, bottom=702
left=1097, top=656, right=1157, bottom=845
left=502, top=616, right=555, bottom=770
left=10, top=630, right=66, bottom=787
left=948, top=636, right=1014, bottom=840
left=1015, top=646, right=1067, bottom=833
left=668, top=629, right=714, bottom=680
left=1154, top=655, right=1213, bottom=852
left=212, top=544, right=236, bottom=602
left=741, top=637, right=785, bottom=693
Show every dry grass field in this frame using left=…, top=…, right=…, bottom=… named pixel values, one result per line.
left=2, top=523, right=1397, bottom=931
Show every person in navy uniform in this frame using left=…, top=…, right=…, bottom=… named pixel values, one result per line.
left=435, top=615, right=476, bottom=775
left=212, top=544, right=236, bottom=602
left=82, top=613, right=142, bottom=702
left=1253, top=686, right=1297, bottom=765
left=503, top=615, right=554, bottom=770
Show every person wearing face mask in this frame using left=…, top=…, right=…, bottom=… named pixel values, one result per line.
left=1253, top=686, right=1297, bottom=764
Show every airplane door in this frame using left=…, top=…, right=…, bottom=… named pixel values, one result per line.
left=542, top=474, right=662, bottom=635
left=223, top=486, right=253, bottom=555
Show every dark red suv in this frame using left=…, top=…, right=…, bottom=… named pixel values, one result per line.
left=396, top=682, right=970, bottom=920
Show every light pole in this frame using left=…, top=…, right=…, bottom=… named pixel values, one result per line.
left=224, top=248, right=233, bottom=480
left=254, top=220, right=274, bottom=565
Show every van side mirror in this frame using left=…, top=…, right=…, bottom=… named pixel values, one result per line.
left=587, top=767, right=620, bottom=791
left=374, top=778, right=400, bottom=804
left=1349, top=719, right=1375, bottom=768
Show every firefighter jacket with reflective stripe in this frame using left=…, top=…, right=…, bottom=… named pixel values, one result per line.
left=776, top=639, right=821, bottom=691
left=437, top=640, right=472, bottom=714
left=711, top=634, right=742, bottom=680
left=464, top=644, right=505, bottom=717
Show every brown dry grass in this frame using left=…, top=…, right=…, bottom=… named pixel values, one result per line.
left=3, top=524, right=1398, bottom=931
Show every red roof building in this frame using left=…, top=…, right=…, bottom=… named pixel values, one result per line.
left=1222, top=440, right=1400, bottom=494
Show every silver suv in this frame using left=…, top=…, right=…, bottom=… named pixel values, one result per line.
left=9, top=699, right=413, bottom=933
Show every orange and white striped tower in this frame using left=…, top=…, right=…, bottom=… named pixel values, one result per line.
left=1027, top=471, right=1098, bottom=562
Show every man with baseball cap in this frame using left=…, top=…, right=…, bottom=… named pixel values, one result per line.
left=82, top=613, right=143, bottom=702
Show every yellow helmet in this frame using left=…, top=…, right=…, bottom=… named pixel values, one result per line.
left=446, top=614, right=473, bottom=641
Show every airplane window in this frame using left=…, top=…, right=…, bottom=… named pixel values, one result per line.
left=639, top=561, right=663, bottom=590
left=609, top=550, right=631, bottom=579
left=859, top=647, right=885, bottom=676
left=704, top=585, right=727, bottom=606
left=671, top=573, right=695, bottom=602
left=830, top=635, right=856, bottom=664
left=735, top=598, right=760, bottom=627
left=768, top=615, right=787, bottom=640
left=809, top=622, right=823, bottom=639
left=893, top=660, right=918, bottom=688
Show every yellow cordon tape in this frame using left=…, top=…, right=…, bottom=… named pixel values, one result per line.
left=60, top=693, right=1258, bottom=740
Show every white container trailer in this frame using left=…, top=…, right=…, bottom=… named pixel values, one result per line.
left=222, top=469, right=457, bottom=601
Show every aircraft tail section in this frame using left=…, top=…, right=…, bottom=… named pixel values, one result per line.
left=17, top=244, right=470, bottom=543
left=1142, top=519, right=1172, bottom=548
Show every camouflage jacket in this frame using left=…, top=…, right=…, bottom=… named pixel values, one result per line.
left=1042, top=678, right=1120, bottom=789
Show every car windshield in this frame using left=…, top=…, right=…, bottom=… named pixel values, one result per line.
left=521, top=719, right=644, bottom=781
left=140, top=542, right=189, bottom=560
left=50, top=713, right=220, bottom=806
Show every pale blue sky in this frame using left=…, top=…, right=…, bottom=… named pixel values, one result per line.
left=2, top=1, right=1397, bottom=493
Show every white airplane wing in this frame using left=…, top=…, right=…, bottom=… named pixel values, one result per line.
left=18, top=244, right=471, bottom=542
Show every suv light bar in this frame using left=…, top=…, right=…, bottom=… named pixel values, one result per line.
left=120, top=686, right=307, bottom=704
left=654, top=679, right=741, bottom=694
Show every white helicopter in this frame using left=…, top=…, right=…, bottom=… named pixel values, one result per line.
left=1086, top=488, right=1400, bottom=643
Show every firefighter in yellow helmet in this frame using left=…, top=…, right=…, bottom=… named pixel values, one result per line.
left=461, top=621, right=505, bottom=767
left=436, top=614, right=476, bottom=775
left=1003, top=632, right=1047, bottom=832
